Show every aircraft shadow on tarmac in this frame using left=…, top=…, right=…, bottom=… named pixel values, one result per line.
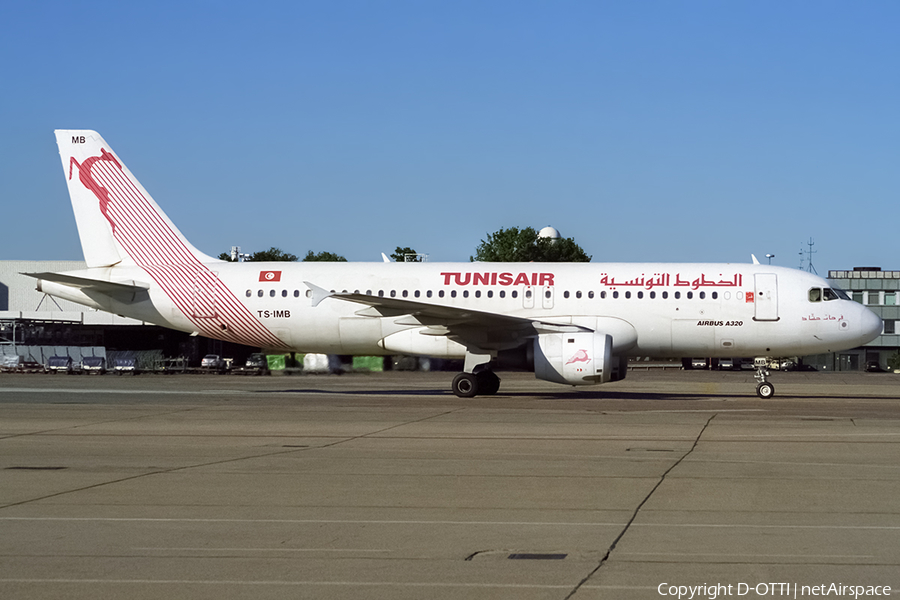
left=258, top=388, right=900, bottom=401
left=260, top=388, right=751, bottom=401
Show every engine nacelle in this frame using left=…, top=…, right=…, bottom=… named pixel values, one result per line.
left=534, top=331, right=626, bottom=386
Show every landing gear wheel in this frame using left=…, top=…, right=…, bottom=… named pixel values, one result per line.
left=476, top=371, right=501, bottom=395
left=452, top=373, right=479, bottom=398
left=756, top=382, right=775, bottom=399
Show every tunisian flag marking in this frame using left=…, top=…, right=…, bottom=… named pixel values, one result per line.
left=259, top=271, right=282, bottom=282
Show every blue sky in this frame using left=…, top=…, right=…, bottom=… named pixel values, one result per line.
left=2, top=1, right=898, bottom=270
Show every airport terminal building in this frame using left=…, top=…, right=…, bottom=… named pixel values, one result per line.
left=2, top=260, right=896, bottom=371
left=825, top=267, right=900, bottom=371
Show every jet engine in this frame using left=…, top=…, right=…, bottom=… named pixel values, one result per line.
left=533, top=331, right=626, bottom=385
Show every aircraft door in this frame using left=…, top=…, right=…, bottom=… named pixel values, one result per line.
left=542, top=286, right=554, bottom=309
left=753, top=273, right=779, bottom=321
left=523, top=286, right=535, bottom=309
left=191, top=271, right=218, bottom=318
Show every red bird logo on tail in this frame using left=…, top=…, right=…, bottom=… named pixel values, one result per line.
left=69, top=148, right=122, bottom=233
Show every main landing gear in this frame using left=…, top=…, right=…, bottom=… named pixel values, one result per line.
left=753, top=357, right=775, bottom=399
left=451, top=369, right=500, bottom=398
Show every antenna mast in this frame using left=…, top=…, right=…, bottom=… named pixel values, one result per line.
left=804, top=237, right=818, bottom=274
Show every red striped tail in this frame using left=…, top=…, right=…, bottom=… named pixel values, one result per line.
left=55, top=130, right=288, bottom=349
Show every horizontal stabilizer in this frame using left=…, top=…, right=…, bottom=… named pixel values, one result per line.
left=24, top=272, right=150, bottom=294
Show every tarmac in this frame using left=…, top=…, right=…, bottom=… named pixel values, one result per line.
left=1, top=369, right=899, bottom=600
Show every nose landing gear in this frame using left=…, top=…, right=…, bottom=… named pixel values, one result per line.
left=754, top=357, right=775, bottom=398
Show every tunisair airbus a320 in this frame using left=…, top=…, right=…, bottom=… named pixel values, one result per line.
left=30, top=130, right=882, bottom=398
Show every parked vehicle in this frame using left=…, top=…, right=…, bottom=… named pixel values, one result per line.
left=201, top=354, right=228, bottom=373
left=82, top=357, right=106, bottom=374
left=691, top=358, right=708, bottom=370
left=112, top=357, right=137, bottom=375
left=244, top=353, right=269, bottom=375
left=718, top=358, right=734, bottom=370
left=47, top=356, right=74, bottom=374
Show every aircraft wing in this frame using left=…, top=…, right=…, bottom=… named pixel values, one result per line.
left=304, top=281, right=590, bottom=346
left=24, top=272, right=150, bottom=294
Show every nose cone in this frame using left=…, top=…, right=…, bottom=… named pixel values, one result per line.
left=859, top=307, right=883, bottom=345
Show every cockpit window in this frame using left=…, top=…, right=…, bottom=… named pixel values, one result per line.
left=828, top=287, right=850, bottom=301
left=823, top=288, right=839, bottom=301
left=809, top=288, right=822, bottom=302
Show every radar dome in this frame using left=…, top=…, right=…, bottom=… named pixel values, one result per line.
left=538, top=226, right=561, bottom=240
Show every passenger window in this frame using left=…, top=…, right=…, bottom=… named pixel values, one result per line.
left=282, top=290, right=287, bottom=297
left=402, top=290, right=408, bottom=297
left=487, top=290, right=493, bottom=298
left=525, top=290, right=532, bottom=298
left=809, top=288, right=822, bottom=302
left=650, top=291, right=656, bottom=299
left=390, top=290, right=396, bottom=298
left=269, top=290, right=276, bottom=297
left=414, top=290, right=420, bottom=298
left=294, top=290, right=300, bottom=297
left=426, top=290, right=432, bottom=298
left=576, top=291, right=582, bottom=299
left=637, top=291, right=643, bottom=299
left=475, top=290, right=481, bottom=298
left=564, top=291, right=570, bottom=299
left=463, top=290, right=469, bottom=298
left=675, top=291, right=681, bottom=299
left=699, top=291, right=705, bottom=299
left=512, top=291, right=518, bottom=299
left=451, top=290, right=457, bottom=298
left=613, top=291, right=619, bottom=299
left=687, top=292, right=693, bottom=299
left=625, top=291, right=631, bottom=299
left=499, top=290, right=506, bottom=298
left=662, top=291, right=668, bottom=299
left=258, top=290, right=263, bottom=297
left=711, top=292, right=717, bottom=300
left=246, top=290, right=251, bottom=297
left=439, top=290, right=445, bottom=298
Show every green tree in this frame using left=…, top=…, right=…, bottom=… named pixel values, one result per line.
left=303, top=250, right=348, bottom=262
left=390, top=246, right=422, bottom=262
left=470, top=227, right=591, bottom=262
left=249, top=247, right=298, bottom=262
left=218, top=247, right=298, bottom=261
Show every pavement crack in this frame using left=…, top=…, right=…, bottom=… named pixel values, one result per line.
left=563, top=413, right=717, bottom=600
left=0, top=407, right=468, bottom=511
left=315, top=407, right=467, bottom=450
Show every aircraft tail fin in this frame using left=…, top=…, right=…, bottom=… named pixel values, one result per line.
left=55, top=130, right=216, bottom=268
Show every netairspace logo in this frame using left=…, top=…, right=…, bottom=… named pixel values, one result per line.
left=657, top=583, right=892, bottom=600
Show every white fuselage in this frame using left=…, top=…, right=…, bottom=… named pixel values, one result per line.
left=40, top=261, right=882, bottom=360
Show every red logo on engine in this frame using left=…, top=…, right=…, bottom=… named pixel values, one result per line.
left=259, top=271, right=282, bottom=282
left=566, top=349, right=590, bottom=365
